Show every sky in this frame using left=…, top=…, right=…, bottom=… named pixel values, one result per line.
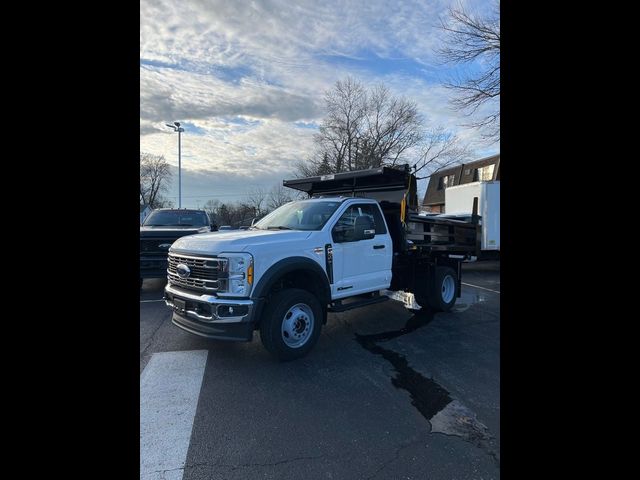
left=140, top=0, right=499, bottom=208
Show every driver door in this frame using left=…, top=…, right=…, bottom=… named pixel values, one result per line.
left=329, top=203, right=392, bottom=299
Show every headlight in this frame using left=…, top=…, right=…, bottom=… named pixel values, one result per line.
left=217, top=252, right=253, bottom=297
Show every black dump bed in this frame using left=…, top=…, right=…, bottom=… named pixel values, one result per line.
left=284, top=165, right=480, bottom=257
left=283, top=166, right=414, bottom=200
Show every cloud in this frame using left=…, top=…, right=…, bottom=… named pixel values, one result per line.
left=140, top=0, right=499, bottom=200
left=140, top=66, right=321, bottom=125
left=141, top=118, right=315, bottom=176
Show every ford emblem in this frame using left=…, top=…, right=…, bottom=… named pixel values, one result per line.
left=176, top=263, right=191, bottom=278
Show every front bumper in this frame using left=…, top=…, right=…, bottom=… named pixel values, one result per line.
left=164, top=283, right=255, bottom=341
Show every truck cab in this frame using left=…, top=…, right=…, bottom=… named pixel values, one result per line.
left=163, top=166, right=480, bottom=360
left=140, top=208, right=214, bottom=288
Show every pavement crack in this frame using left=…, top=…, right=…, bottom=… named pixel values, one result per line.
left=364, top=439, right=423, bottom=480
left=355, top=311, right=499, bottom=467
left=140, top=318, right=165, bottom=360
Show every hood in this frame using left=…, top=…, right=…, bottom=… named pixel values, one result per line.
left=140, top=225, right=210, bottom=237
left=170, top=229, right=313, bottom=255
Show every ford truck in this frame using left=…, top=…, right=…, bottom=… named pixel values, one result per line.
left=163, top=165, right=480, bottom=360
left=140, top=208, right=215, bottom=288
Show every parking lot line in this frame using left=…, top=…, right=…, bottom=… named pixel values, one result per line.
left=461, top=282, right=501, bottom=294
left=140, top=350, right=208, bottom=480
left=140, top=299, right=165, bottom=303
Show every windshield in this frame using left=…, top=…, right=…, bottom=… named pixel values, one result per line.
left=253, top=200, right=341, bottom=231
left=143, top=210, right=209, bottom=227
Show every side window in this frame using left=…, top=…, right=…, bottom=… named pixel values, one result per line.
left=363, top=204, right=387, bottom=235
left=332, top=206, right=358, bottom=242
left=331, top=203, right=386, bottom=242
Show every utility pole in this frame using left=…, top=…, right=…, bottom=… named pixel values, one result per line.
left=166, top=122, right=185, bottom=208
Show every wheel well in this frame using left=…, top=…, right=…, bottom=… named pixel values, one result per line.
left=252, top=260, right=331, bottom=328
left=267, top=269, right=328, bottom=305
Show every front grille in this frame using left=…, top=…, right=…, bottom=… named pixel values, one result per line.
left=167, top=253, right=228, bottom=292
left=167, top=272, right=225, bottom=291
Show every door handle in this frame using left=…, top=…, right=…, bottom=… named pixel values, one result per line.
left=373, top=245, right=385, bottom=249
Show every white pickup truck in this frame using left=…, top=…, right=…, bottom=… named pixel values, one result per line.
left=164, top=166, right=480, bottom=360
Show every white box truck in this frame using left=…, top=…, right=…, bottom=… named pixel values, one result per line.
left=444, top=181, right=500, bottom=254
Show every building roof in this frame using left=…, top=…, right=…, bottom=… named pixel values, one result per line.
left=429, top=153, right=500, bottom=179
left=422, top=153, right=500, bottom=207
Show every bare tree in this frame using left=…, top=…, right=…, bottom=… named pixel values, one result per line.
left=204, top=199, right=259, bottom=228
left=296, top=153, right=333, bottom=178
left=203, top=199, right=221, bottom=225
left=236, top=202, right=258, bottom=227
left=140, top=153, right=172, bottom=208
left=299, top=77, right=470, bottom=177
left=437, top=2, right=500, bottom=141
left=302, top=78, right=423, bottom=176
left=245, top=187, right=267, bottom=218
left=201, top=190, right=301, bottom=228
left=318, top=77, right=367, bottom=173
left=267, top=184, right=294, bottom=211
left=360, top=84, right=423, bottom=169
left=414, top=127, right=471, bottom=179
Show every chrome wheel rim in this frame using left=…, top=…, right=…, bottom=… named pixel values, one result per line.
left=441, top=275, right=455, bottom=303
left=281, top=303, right=314, bottom=348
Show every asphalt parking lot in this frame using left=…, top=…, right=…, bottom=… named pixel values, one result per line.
left=140, top=261, right=500, bottom=480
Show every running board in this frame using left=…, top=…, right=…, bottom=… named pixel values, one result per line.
left=328, top=294, right=389, bottom=313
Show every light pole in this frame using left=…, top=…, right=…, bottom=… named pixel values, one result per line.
left=166, top=121, right=185, bottom=208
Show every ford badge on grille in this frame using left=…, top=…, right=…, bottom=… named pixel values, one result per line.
left=176, top=264, right=191, bottom=278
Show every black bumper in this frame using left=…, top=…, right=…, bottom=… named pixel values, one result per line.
left=171, top=312, right=254, bottom=341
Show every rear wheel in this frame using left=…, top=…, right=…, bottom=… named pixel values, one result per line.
left=428, top=266, right=458, bottom=312
left=259, top=288, right=323, bottom=361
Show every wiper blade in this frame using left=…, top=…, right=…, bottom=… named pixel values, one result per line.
left=266, top=225, right=293, bottom=230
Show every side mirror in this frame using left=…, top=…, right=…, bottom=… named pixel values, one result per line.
left=353, top=216, right=376, bottom=241
left=332, top=224, right=352, bottom=242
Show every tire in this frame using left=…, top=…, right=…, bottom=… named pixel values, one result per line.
left=259, top=288, right=323, bottom=361
left=428, top=266, right=458, bottom=312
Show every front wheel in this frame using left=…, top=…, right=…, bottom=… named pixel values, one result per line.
left=259, top=288, right=323, bottom=361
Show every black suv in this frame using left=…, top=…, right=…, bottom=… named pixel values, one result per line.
left=140, top=209, right=216, bottom=288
